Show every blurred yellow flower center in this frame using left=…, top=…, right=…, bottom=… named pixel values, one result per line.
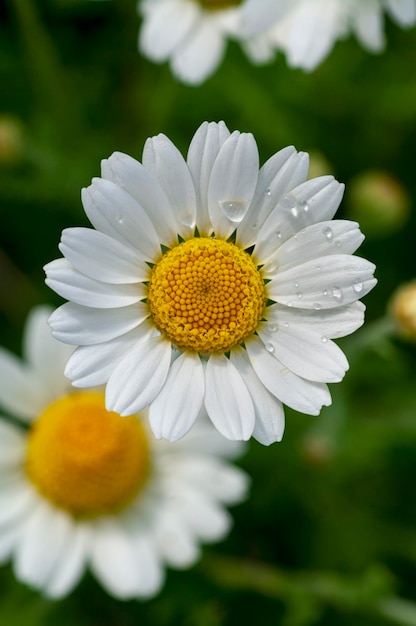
left=148, top=237, right=265, bottom=353
left=199, top=0, right=241, bottom=9
left=26, top=392, right=150, bottom=518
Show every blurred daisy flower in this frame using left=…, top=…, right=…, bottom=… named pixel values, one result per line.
left=44, top=121, right=376, bottom=444
left=0, top=306, right=248, bottom=599
left=242, top=0, right=416, bottom=71
left=138, top=0, right=262, bottom=84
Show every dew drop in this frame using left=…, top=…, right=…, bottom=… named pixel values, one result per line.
left=283, top=322, right=289, bottom=328
left=267, top=260, right=279, bottom=273
left=316, top=265, right=321, bottom=272
left=331, top=286, right=343, bottom=301
left=265, top=188, right=272, bottom=197
left=219, top=199, right=247, bottom=223
left=251, top=221, right=258, bottom=230
left=294, top=282, right=299, bottom=288
left=298, top=199, right=309, bottom=212
left=323, top=289, right=329, bottom=297
left=280, top=368, right=289, bottom=376
left=322, top=226, right=333, bottom=241
left=296, top=292, right=303, bottom=299
left=321, top=335, right=328, bottom=343
left=287, top=301, right=293, bottom=308
left=265, top=343, right=275, bottom=353
left=290, top=206, right=299, bottom=218
left=181, top=210, right=195, bottom=228
left=274, top=230, right=282, bottom=241
left=114, top=212, right=124, bottom=224
left=268, top=323, right=278, bottom=332
left=313, top=302, right=322, bottom=310
left=353, top=279, right=363, bottom=293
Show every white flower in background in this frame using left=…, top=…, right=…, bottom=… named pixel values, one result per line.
left=138, top=0, right=251, bottom=84
left=0, top=306, right=248, bottom=599
left=242, top=0, right=416, bottom=71
left=44, top=121, right=376, bottom=445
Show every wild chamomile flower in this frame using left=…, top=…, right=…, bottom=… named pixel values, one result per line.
left=138, top=0, right=251, bottom=84
left=45, top=121, right=376, bottom=445
left=0, top=306, right=248, bottom=599
left=242, top=0, right=416, bottom=71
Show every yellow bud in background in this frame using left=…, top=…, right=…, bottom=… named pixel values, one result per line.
left=0, top=115, right=24, bottom=166
left=389, top=281, right=416, bottom=343
left=346, top=170, right=410, bottom=238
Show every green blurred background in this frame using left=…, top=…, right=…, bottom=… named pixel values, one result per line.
left=1, top=0, right=416, bottom=624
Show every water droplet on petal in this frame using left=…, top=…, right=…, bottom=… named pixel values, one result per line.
left=287, top=301, right=293, bottom=308
left=280, top=368, right=289, bottom=376
left=321, top=335, right=328, bottom=343
left=251, top=221, right=258, bottom=230
left=219, top=200, right=247, bottom=223
left=265, top=343, right=275, bottom=353
left=313, top=302, right=322, bottom=310
left=323, top=289, right=329, bottom=297
left=114, top=212, right=124, bottom=224
left=296, top=292, right=303, bottom=299
left=268, top=323, right=278, bottom=332
left=322, top=226, right=333, bottom=241
left=353, top=279, right=363, bottom=293
left=283, top=322, right=289, bottom=328
left=180, top=210, right=195, bottom=228
left=316, top=265, right=321, bottom=272
left=298, top=199, right=309, bottom=212
left=265, top=188, right=272, bottom=197
left=294, top=282, right=299, bottom=288
left=266, top=260, right=279, bottom=273
left=332, top=286, right=343, bottom=301
left=274, top=230, right=282, bottom=241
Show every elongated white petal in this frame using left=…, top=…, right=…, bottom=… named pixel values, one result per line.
left=246, top=336, right=331, bottom=415
left=386, top=0, right=416, bottom=25
left=64, top=324, right=148, bottom=387
left=153, top=506, right=200, bottom=568
left=171, top=17, right=225, bottom=85
left=0, top=349, right=45, bottom=421
left=90, top=522, right=145, bottom=599
left=204, top=354, right=255, bottom=441
left=230, top=346, right=285, bottom=445
left=44, top=523, right=90, bottom=599
left=101, top=152, right=178, bottom=246
left=0, top=422, right=26, bottom=466
left=106, top=334, right=171, bottom=415
left=254, top=176, right=344, bottom=263
left=266, top=302, right=365, bottom=339
left=49, top=302, right=147, bottom=345
left=149, top=352, right=204, bottom=441
left=142, top=133, right=196, bottom=238
left=257, top=321, right=349, bottom=383
left=82, top=179, right=160, bottom=260
left=237, top=147, right=309, bottom=249
left=45, top=259, right=143, bottom=309
left=187, top=121, right=230, bottom=236
left=0, top=481, right=38, bottom=527
left=353, top=2, right=384, bottom=52
left=56, top=227, right=149, bottom=283
left=131, top=535, right=164, bottom=598
left=241, top=0, right=293, bottom=36
left=263, top=220, right=364, bottom=275
left=139, top=0, right=198, bottom=61
left=174, top=485, right=231, bottom=542
left=208, top=131, right=259, bottom=239
left=267, top=254, right=377, bottom=309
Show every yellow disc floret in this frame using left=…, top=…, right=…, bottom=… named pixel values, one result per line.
left=26, top=392, right=150, bottom=518
left=148, top=237, right=265, bottom=353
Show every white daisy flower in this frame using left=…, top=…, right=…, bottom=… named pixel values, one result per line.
left=0, top=306, right=248, bottom=599
left=242, top=0, right=416, bottom=71
left=138, top=0, right=251, bottom=84
left=44, top=121, right=377, bottom=445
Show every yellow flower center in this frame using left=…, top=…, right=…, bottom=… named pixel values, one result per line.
left=26, top=392, right=150, bottom=518
left=199, top=0, right=241, bottom=9
left=148, top=237, right=265, bottom=353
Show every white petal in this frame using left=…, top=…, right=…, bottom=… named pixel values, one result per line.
left=173, top=485, right=231, bottom=542
left=208, top=132, right=259, bottom=239
left=257, top=321, right=349, bottom=383
left=236, top=147, right=309, bottom=249
left=64, top=325, right=147, bottom=388
left=106, top=334, right=171, bottom=415
left=266, top=302, right=366, bottom=339
left=0, top=349, right=45, bottom=421
left=386, top=0, right=416, bottom=25
left=0, top=480, right=37, bottom=527
left=254, top=176, right=344, bottom=263
left=246, top=335, right=331, bottom=415
left=241, top=0, right=293, bottom=36
left=204, top=354, right=255, bottom=441
left=230, top=346, right=285, bottom=445
left=263, top=220, right=364, bottom=275
left=56, top=227, right=149, bottom=283
left=131, top=535, right=164, bottom=598
left=0, top=421, right=26, bottom=466
left=101, top=152, right=178, bottom=246
left=45, top=259, right=143, bottom=309
left=142, top=133, right=197, bottom=238
left=90, top=522, right=147, bottom=599
left=82, top=179, right=161, bottom=260
left=22, top=306, right=72, bottom=397
left=187, top=121, right=230, bottom=236
left=44, top=523, right=89, bottom=599
left=149, top=352, right=204, bottom=441
left=14, top=501, right=71, bottom=589
left=171, top=17, right=226, bottom=85
left=153, top=506, right=200, bottom=568
left=139, top=0, right=198, bottom=62
left=49, top=302, right=148, bottom=345
left=267, top=254, right=377, bottom=309
left=353, top=2, right=385, bottom=52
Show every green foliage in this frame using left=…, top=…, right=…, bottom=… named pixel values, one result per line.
left=1, top=0, right=416, bottom=624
